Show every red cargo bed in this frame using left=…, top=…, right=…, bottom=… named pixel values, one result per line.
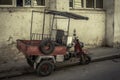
left=17, top=40, right=67, bottom=56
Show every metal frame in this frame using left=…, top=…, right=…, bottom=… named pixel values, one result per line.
left=30, top=10, right=45, bottom=40
left=30, top=9, right=88, bottom=41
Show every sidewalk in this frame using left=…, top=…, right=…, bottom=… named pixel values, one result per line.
left=89, top=47, right=120, bottom=61
left=0, top=47, right=120, bottom=79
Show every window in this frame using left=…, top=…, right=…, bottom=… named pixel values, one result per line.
left=17, top=0, right=23, bottom=6
left=25, top=0, right=31, bottom=6
left=0, top=0, right=12, bottom=5
left=16, top=0, right=45, bottom=7
left=70, top=0, right=103, bottom=9
left=16, top=0, right=31, bottom=7
left=0, top=0, right=14, bottom=7
left=96, top=0, right=103, bottom=8
left=0, top=0, right=45, bottom=7
left=69, top=0, right=73, bottom=7
left=86, top=0, right=94, bottom=8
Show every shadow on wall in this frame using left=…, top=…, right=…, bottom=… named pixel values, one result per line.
left=0, top=36, right=24, bottom=65
left=84, top=38, right=106, bottom=48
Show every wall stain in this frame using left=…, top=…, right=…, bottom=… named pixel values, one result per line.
left=7, top=36, right=16, bottom=46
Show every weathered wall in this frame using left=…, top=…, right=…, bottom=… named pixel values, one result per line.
left=103, top=0, right=114, bottom=47
left=69, top=10, right=105, bottom=48
left=49, top=0, right=69, bottom=11
left=114, top=0, right=120, bottom=47
left=0, top=8, right=50, bottom=63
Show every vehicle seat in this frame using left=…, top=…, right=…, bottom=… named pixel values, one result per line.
left=56, top=29, right=65, bottom=45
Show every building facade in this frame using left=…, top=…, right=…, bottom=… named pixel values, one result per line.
left=0, top=0, right=120, bottom=63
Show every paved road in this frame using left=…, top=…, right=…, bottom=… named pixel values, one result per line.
left=2, top=58, right=120, bottom=80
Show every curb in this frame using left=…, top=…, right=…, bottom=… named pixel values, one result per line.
left=91, top=54, right=120, bottom=62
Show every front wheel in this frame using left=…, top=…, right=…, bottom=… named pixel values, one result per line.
left=79, top=54, right=91, bottom=65
left=36, top=61, right=54, bottom=76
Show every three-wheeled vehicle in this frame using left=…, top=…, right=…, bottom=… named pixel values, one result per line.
left=17, top=9, right=91, bottom=76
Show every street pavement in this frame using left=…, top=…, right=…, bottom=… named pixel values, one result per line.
left=2, top=58, right=120, bottom=80
left=0, top=47, right=120, bottom=79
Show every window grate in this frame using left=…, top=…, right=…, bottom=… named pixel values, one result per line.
left=25, top=0, right=31, bottom=5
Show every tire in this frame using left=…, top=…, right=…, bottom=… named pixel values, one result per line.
left=39, top=39, right=55, bottom=55
left=79, top=54, right=91, bottom=65
left=36, top=61, right=54, bottom=76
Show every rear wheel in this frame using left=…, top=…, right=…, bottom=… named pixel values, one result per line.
left=36, top=61, right=54, bottom=76
left=79, top=54, right=91, bottom=65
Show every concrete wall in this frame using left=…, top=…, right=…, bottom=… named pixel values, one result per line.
left=114, top=0, right=120, bottom=47
left=103, top=0, right=120, bottom=47
left=103, top=0, right=114, bottom=47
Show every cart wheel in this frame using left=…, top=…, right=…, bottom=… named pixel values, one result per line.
left=79, top=54, right=91, bottom=65
left=36, top=61, right=54, bottom=76
left=26, top=58, right=34, bottom=67
left=39, top=39, right=55, bottom=55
